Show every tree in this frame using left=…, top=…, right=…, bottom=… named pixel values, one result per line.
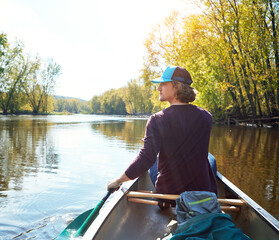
left=121, top=79, right=153, bottom=114
left=79, top=101, right=91, bottom=114
left=99, top=89, right=127, bottom=115
left=200, top=0, right=279, bottom=117
left=54, top=98, right=67, bottom=112
left=65, top=98, right=79, bottom=113
left=22, top=57, right=61, bottom=114
left=0, top=35, right=28, bottom=114
left=91, top=95, right=101, bottom=113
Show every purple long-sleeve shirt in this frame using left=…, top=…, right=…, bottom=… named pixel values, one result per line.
left=125, top=104, right=217, bottom=194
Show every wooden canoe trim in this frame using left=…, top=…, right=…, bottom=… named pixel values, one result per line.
left=127, top=191, right=180, bottom=200
left=135, top=190, right=154, bottom=194
left=126, top=191, right=245, bottom=206
left=218, top=198, right=246, bottom=206
left=221, top=206, right=241, bottom=212
left=128, top=198, right=159, bottom=206
left=127, top=198, right=240, bottom=212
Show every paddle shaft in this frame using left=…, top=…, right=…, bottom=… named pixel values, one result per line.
left=74, top=189, right=114, bottom=237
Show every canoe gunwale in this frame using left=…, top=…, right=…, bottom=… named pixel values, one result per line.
left=82, top=177, right=138, bottom=240
left=217, top=171, right=279, bottom=233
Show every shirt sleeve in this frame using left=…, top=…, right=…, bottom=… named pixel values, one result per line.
left=125, top=115, right=162, bottom=180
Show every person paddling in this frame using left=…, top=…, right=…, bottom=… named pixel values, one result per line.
left=107, top=66, right=217, bottom=196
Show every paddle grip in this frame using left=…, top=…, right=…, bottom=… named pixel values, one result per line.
left=103, top=188, right=115, bottom=202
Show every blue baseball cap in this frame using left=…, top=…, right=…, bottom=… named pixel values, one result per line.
left=151, top=66, right=193, bottom=85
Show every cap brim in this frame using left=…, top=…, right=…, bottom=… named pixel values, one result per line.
left=151, top=77, right=172, bottom=83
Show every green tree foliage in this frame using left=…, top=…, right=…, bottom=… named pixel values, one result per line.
left=139, top=61, right=169, bottom=112
left=0, top=33, right=61, bottom=115
left=91, top=95, right=101, bottom=113
left=53, top=97, right=90, bottom=114
left=65, top=98, right=79, bottom=113
left=91, top=89, right=127, bottom=115
left=54, top=98, right=67, bottom=112
left=21, top=57, right=61, bottom=114
left=79, top=101, right=91, bottom=114
left=141, top=1, right=279, bottom=119
left=0, top=34, right=27, bottom=114
left=89, top=80, right=154, bottom=115
left=200, top=0, right=279, bottom=118
left=124, top=79, right=152, bottom=114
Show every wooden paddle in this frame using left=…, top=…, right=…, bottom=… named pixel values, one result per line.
left=56, top=188, right=115, bottom=239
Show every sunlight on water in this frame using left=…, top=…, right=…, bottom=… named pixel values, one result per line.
left=0, top=115, right=278, bottom=239
left=0, top=115, right=147, bottom=239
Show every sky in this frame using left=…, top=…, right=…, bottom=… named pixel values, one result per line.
left=0, top=0, right=200, bottom=101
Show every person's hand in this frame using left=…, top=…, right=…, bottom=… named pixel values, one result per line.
left=107, top=173, right=130, bottom=191
left=107, top=179, right=121, bottom=191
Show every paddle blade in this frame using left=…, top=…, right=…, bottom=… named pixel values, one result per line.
left=56, top=189, right=114, bottom=239
left=56, top=208, right=93, bottom=239
left=74, top=200, right=104, bottom=237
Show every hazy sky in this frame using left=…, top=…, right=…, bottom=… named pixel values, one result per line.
left=0, top=0, right=200, bottom=100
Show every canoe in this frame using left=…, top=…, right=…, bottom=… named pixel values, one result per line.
left=83, top=171, right=279, bottom=240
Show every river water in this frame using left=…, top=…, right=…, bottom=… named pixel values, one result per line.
left=0, top=115, right=278, bottom=239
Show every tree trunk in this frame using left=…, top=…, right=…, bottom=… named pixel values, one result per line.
left=229, top=56, right=247, bottom=118
left=268, top=0, right=279, bottom=115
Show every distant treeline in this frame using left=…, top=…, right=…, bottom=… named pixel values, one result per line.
left=1, top=0, right=279, bottom=120
left=52, top=80, right=165, bottom=115
left=54, top=96, right=91, bottom=114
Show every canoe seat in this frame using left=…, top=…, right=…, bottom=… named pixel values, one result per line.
left=126, top=191, right=246, bottom=213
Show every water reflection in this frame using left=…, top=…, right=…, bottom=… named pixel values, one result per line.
left=91, top=119, right=147, bottom=150
left=210, top=125, right=279, bottom=219
left=0, top=117, right=59, bottom=194
left=0, top=115, right=278, bottom=240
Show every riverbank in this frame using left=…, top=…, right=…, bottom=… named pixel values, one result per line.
left=224, top=116, right=279, bottom=128
left=0, top=111, right=72, bottom=116
left=1, top=111, right=278, bottom=128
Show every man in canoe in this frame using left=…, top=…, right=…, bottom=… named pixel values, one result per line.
left=107, top=66, right=217, bottom=196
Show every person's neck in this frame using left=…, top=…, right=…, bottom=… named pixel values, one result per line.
left=169, top=100, right=188, bottom=106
